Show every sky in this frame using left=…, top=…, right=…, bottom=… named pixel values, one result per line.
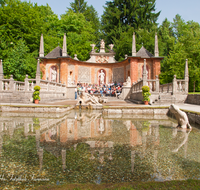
left=25, top=0, right=200, bottom=25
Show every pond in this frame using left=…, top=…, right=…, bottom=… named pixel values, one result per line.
left=0, top=110, right=200, bottom=189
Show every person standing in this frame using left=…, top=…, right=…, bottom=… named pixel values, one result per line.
left=75, top=87, right=77, bottom=100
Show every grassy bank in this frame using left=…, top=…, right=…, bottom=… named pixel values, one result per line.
left=38, top=180, right=200, bottom=190
left=188, top=92, right=200, bottom=94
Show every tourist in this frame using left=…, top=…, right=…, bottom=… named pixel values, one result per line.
left=75, top=87, right=77, bottom=99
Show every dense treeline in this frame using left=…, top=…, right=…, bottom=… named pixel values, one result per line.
left=0, top=0, right=199, bottom=91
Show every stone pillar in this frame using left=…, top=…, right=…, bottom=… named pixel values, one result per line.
left=39, top=34, right=44, bottom=57
left=155, top=75, right=159, bottom=92
left=154, top=33, right=159, bottom=57
left=25, top=74, right=29, bottom=91
left=132, top=32, right=136, bottom=56
left=9, top=75, right=14, bottom=91
left=172, top=75, right=177, bottom=95
left=62, top=33, right=67, bottom=56
left=184, top=59, right=189, bottom=93
left=142, top=59, right=147, bottom=86
left=130, top=58, right=138, bottom=84
left=0, top=59, right=4, bottom=91
left=36, top=59, right=41, bottom=86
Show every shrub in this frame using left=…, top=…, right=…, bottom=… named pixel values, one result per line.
left=33, top=86, right=41, bottom=101
left=34, top=85, right=41, bottom=91
left=142, top=85, right=150, bottom=93
left=142, top=86, right=151, bottom=102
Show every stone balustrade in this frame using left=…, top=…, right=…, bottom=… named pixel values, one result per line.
left=160, top=83, right=173, bottom=93
left=40, top=80, right=66, bottom=93
left=0, top=75, right=66, bottom=93
left=131, top=80, right=143, bottom=93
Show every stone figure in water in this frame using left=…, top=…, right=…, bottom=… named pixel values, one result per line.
left=169, top=104, right=192, bottom=129
left=77, top=90, right=101, bottom=105
left=51, top=67, right=57, bottom=82
left=98, top=70, right=105, bottom=84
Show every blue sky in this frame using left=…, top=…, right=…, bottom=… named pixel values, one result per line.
left=26, top=0, right=200, bottom=25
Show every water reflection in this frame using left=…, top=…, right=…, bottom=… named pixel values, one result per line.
left=0, top=111, right=200, bottom=188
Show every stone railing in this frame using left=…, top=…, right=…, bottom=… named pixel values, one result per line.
left=159, top=83, right=173, bottom=93
left=0, top=75, right=66, bottom=93
left=146, top=77, right=159, bottom=92
left=176, top=79, right=186, bottom=93
left=40, top=80, right=66, bottom=93
left=131, top=79, right=143, bottom=93
left=131, top=76, right=159, bottom=93
left=159, top=76, right=188, bottom=94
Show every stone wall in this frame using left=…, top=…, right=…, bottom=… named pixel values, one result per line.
left=185, top=94, right=200, bottom=105
left=1, top=105, right=73, bottom=113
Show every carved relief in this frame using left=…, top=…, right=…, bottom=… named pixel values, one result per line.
left=113, top=67, right=124, bottom=83
left=78, top=66, right=91, bottom=83
left=96, top=55, right=109, bottom=63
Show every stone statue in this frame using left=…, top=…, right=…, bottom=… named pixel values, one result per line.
left=51, top=67, right=57, bottom=82
left=109, top=44, right=114, bottom=50
left=68, top=76, right=72, bottom=86
left=98, top=70, right=105, bottom=84
left=77, top=90, right=102, bottom=106
left=90, top=44, right=96, bottom=52
left=123, top=76, right=131, bottom=87
left=100, top=39, right=105, bottom=49
left=169, top=104, right=192, bottom=129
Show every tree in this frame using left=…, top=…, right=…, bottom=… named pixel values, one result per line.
left=101, top=0, right=160, bottom=44
left=158, top=18, right=175, bottom=57
left=159, top=15, right=200, bottom=92
left=0, top=0, right=59, bottom=80
left=3, top=39, right=29, bottom=81
left=59, top=10, right=96, bottom=60
left=68, top=0, right=100, bottom=42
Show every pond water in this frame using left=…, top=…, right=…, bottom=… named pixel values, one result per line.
left=0, top=110, right=200, bottom=189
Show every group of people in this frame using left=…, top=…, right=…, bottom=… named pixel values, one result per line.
left=75, top=82, right=123, bottom=99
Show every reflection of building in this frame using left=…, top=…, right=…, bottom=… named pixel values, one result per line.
left=39, top=33, right=163, bottom=85
left=1, top=112, right=191, bottom=180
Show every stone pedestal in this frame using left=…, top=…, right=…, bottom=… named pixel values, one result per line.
left=121, top=86, right=131, bottom=100
left=67, top=85, right=77, bottom=99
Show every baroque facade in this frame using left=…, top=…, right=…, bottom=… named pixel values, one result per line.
left=39, top=33, right=163, bottom=86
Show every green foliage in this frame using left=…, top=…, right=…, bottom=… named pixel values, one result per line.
left=142, top=86, right=150, bottom=93
left=68, top=0, right=100, bottom=42
left=101, top=0, right=160, bottom=45
left=59, top=10, right=96, bottom=60
left=34, top=85, right=40, bottom=91
left=3, top=39, right=29, bottom=81
left=33, top=85, right=40, bottom=100
left=159, top=15, right=200, bottom=92
left=142, top=86, right=151, bottom=101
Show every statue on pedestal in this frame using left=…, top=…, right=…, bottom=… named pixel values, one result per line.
left=98, top=70, right=105, bottom=84
left=51, top=67, right=57, bottom=82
